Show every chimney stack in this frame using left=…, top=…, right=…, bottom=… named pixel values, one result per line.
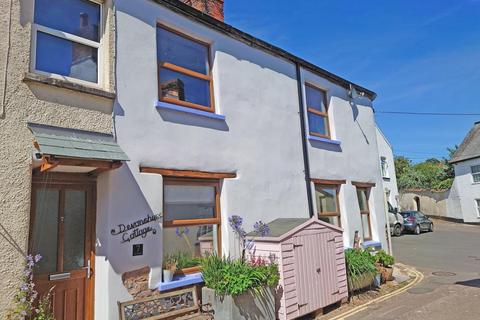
left=179, top=0, right=224, bottom=21
left=80, top=12, right=89, bottom=27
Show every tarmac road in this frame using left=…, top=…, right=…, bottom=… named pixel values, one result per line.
left=347, top=219, right=480, bottom=320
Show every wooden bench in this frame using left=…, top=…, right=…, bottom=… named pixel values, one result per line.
left=118, top=287, right=200, bottom=320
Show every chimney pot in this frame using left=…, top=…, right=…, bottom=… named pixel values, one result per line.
left=80, top=12, right=89, bottom=27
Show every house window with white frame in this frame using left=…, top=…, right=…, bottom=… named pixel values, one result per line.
left=471, top=165, right=480, bottom=183
left=32, top=0, right=102, bottom=85
left=380, top=157, right=389, bottom=179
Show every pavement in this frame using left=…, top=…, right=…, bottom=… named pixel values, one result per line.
left=346, top=219, right=480, bottom=320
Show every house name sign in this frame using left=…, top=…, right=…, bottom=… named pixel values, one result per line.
left=111, top=214, right=161, bottom=243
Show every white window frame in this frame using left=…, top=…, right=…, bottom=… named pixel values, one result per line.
left=30, top=0, right=104, bottom=88
left=476, top=199, right=480, bottom=218
left=471, top=165, right=480, bottom=183
left=380, top=157, right=389, bottom=179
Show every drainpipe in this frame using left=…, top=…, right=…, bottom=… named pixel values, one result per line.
left=295, top=62, right=314, bottom=218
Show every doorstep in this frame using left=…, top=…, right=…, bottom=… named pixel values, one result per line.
left=157, top=272, right=203, bottom=292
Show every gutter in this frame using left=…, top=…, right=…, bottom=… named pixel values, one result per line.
left=295, top=63, right=314, bottom=218
left=153, top=0, right=377, bottom=101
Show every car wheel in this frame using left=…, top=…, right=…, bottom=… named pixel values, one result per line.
left=414, top=225, right=421, bottom=235
left=393, top=224, right=402, bottom=237
left=429, top=223, right=434, bottom=232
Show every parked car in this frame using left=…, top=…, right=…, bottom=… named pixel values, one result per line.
left=387, top=202, right=404, bottom=237
left=400, top=211, right=434, bottom=234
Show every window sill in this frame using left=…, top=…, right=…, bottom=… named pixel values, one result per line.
left=23, top=72, right=116, bottom=100
left=156, top=272, right=203, bottom=292
left=156, top=101, right=226, bottom=121
left=307, top=135, right=341, bottom=145
left=382, top=177, right=391, bottom=181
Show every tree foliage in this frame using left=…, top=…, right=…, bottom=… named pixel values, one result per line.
left=395, top=146, right=457, bottom=190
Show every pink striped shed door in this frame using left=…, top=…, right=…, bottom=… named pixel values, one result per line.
left=293, top=231, right=339, bottom=316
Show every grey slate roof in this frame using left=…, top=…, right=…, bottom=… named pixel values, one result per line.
left=28, top=123, right=129, bottom=161
left=450, top=122, right=480, bottom=164
left=246, top=218, right=309, bottom=238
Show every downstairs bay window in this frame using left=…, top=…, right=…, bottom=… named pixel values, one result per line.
left=163, top=178, right=221, bottom=273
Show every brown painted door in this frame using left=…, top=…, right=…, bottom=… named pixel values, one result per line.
left=30, top=180, right=95, bottom=320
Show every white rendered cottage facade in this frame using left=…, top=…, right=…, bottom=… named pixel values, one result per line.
left=2, top=0, right=389, bottom=318
left=95, top=1, right=388, bottom=318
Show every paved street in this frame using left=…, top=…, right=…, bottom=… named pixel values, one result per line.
left=348, top=219, right=480, bottom=320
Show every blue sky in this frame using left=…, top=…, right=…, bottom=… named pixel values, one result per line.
left=225, top=0, right=480, bottom=162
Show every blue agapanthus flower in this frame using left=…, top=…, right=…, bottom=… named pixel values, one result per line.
left=253, top=221, right=270, bottom=237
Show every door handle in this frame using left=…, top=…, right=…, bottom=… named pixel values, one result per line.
left=83, top=259, right=92, bottom=279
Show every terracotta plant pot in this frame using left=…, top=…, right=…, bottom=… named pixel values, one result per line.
left=378, top=266, right=394, bottom=283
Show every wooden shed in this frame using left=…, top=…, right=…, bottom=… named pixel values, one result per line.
left=247, top=218, right=347, bottom=320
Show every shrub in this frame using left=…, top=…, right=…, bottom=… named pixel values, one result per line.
left=201, top=254, right=279, bottom=296
left=344, top=249, right=377, bottom=281
left=374, top=250, right=395, bottom=267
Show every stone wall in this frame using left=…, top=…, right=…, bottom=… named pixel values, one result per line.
left=399, top=190, right=450, bottom=217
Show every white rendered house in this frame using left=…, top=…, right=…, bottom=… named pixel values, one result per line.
left=449, top=121, right=480, bottom=223
left=16, top=0, right=389, bottom=318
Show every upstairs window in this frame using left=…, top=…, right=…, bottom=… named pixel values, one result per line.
left=472, top=165, right=480, bottom=183
left=32, top=0, right=101, bottom=84
left=157, top=25, right=214, bottom=112
left=380, top=157, right=389, bottom=179
left=305, top=84, right=330, bottom=138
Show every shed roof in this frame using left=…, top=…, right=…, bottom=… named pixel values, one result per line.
left=28, top=123, right=129, bottom=161
left=247, top=218, right=342, bottom=242
left=450, top=122, right=480, bottom=164
left=247, top=218, right=309, bottom=238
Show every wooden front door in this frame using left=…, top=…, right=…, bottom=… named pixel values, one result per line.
left=293, top=231, right=339, bottom=316
left=30, top=176, right=95, bottom=320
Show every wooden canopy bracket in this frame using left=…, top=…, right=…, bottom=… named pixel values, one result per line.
left=40, top=156, right=60, bottom=172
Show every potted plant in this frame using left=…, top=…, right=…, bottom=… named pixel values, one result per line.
left=373, top=250, right=395, bottom=283
left=201, top=254, right=279, bottom=320
left=162, top=254, right=177, bottom=283
left=200, top=216, right=278, bottom=320
left=345, top=249, right=377, bottom=293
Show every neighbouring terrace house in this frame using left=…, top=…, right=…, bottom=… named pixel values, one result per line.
left=376, top=126, right=400, bottom=210
left=400, top=122, right=480, bottom=224
left=448, top=121, right=480, bottom=223
left=0, top=0, right=388, bottom=319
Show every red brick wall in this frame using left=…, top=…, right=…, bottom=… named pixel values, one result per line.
left=179, top=0, right=224, bottom=21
